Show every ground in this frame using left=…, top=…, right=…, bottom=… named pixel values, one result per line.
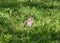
left=0, top=0, right=60, bottom=43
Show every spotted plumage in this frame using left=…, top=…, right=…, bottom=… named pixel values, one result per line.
left=24, top=17, right=34, bottom=27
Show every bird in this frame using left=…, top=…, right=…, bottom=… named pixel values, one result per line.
left=24, top=17, right=34, bottom=27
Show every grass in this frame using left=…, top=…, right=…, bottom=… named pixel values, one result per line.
left=0, top=0, right=60, bottom=43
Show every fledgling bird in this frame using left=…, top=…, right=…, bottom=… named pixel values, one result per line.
left=24, top=17, right=34, bottom=27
